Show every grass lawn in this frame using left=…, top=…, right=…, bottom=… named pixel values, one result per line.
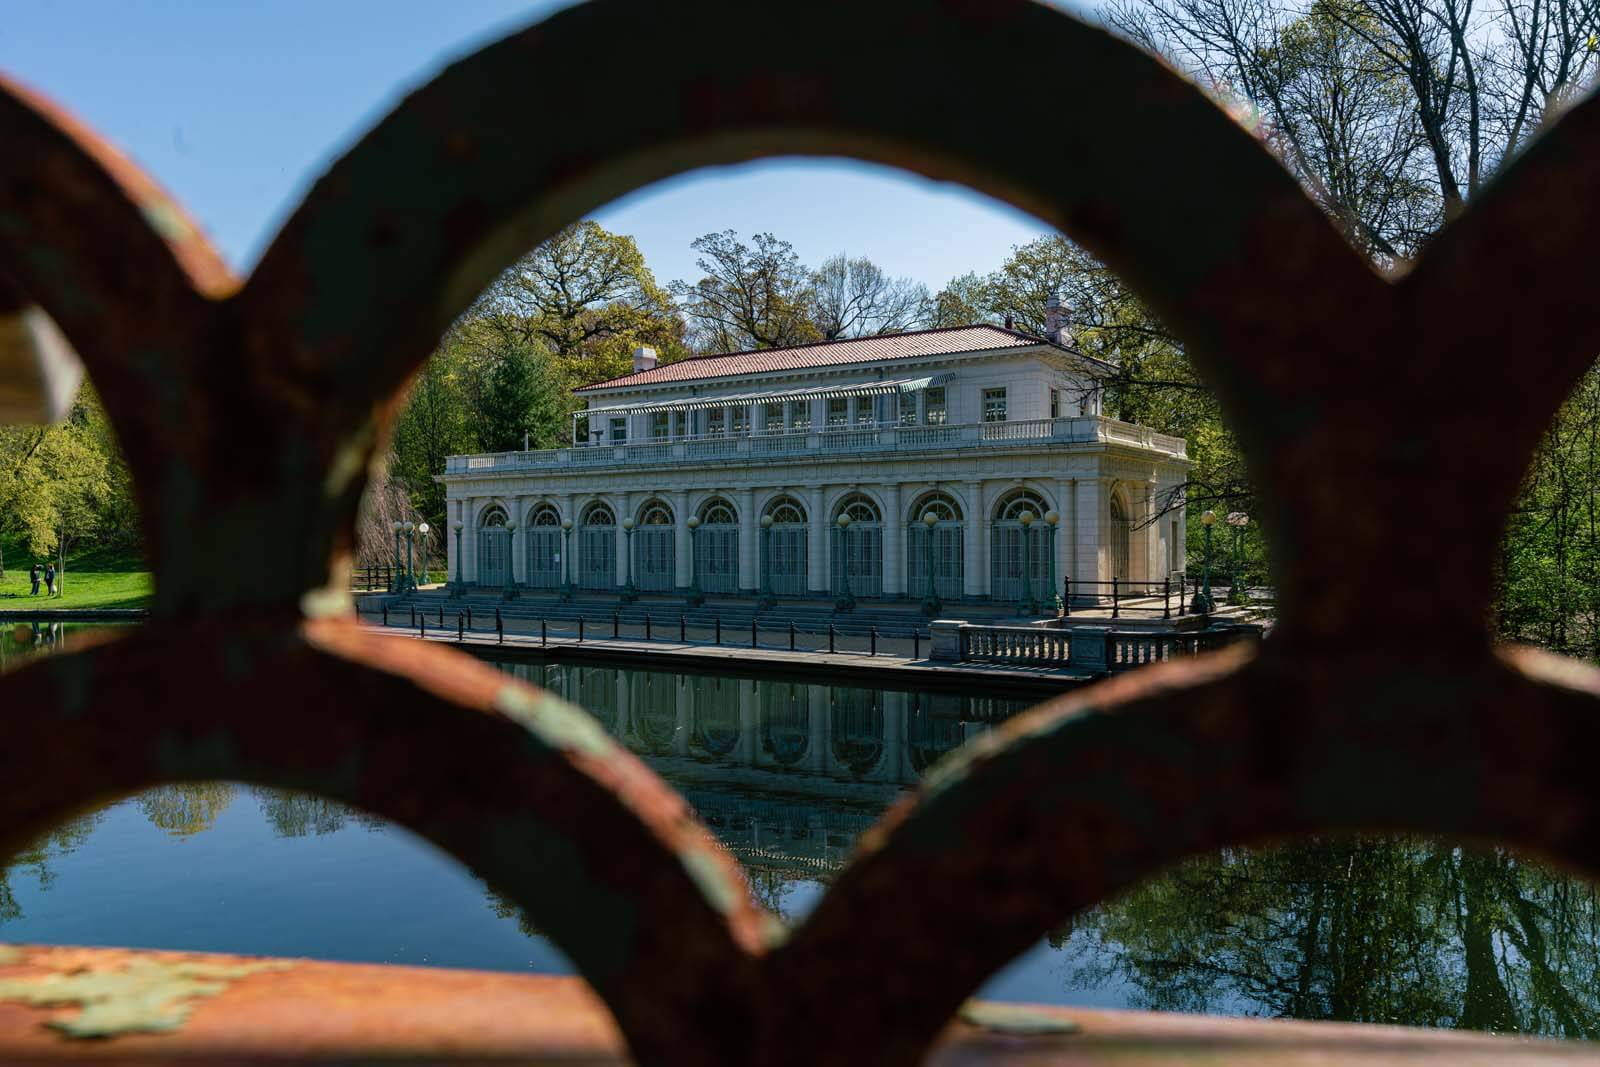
left=0, top=533, right=153, bottom=610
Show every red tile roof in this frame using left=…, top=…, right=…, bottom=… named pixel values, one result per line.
left=575, top=325, right=1047, bottom=392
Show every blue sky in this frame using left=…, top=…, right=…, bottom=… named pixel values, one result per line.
left=2, top=1, right=1090, bottom=291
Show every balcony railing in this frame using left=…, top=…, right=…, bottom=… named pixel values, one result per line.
left=444, top=415, right=1187, bottom=474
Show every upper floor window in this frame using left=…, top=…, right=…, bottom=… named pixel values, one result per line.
left=610, top=416, right=628, bottom=443
left=650, top=412, right=670, bottom=439
left=707, top=408, right=726, bottom=436
left=764, top=401, right=785, bottom=432
left=855, top=398, right=876, bottom=427
left=790, top=401, right=811, bottom=431
left=827, top=397, right=849, bottom=427
left=576, top=419, right=590, bottom=443
left=674, top=411, right=688, bottom=437
left=898, top=392, right=917, bottom=426
left=732, top=406, right=750, bottom=434
left=924, top=387, right=947, bottom=425
left=1050, top=388, right=1060, bottom=419
left=982, top=388, right=1008, bottom=423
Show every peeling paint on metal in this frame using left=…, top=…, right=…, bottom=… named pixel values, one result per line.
left=959, top=1001, right=1082, bottom=1037
left=0, top=957, right=294, bottom=1038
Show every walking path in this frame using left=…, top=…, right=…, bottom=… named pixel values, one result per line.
left=360, top=622, right=1096, bottom=694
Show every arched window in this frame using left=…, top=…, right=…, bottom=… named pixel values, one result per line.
left=990, top=488, right=1052, bottom=604
left=639, top=501, right=673, bottom=526
left=994, top=489, right=1049, bottom=522
left=908, top=490, right=963, bottom=524
left=477, top=507, right=509, bottom=587
left=525, top=504, right=563, bottom=588
left=907, top=491, right=964, bottom=601
left=578, top=502, right=615, bottom=591
left=635, top=500, right=676, bottom=591
left=1109, top=489, right=1133, bottom=581
left=831, top=493, right=883, bottom=597
left=697, top=498, right=737, bottom=526
left=833, top=492, right=882, bottom=524
left=764, top=495, right=807, bottom=525
left=763, top=495, right=808, bottom=596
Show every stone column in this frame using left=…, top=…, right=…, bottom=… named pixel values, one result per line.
left=510, top=495, right=526, bottom=586
left=445, top=498, right=459, bottom=584
left=738, top=488, right=757, bottom=592
left=964, top=480, right=984, bottom=598
left=882, top=483, right=902, bottom=596
left=613, top=671, right=632, bottom=744
left=615, top=490, right=633, bottom=591
left=881, top=691, right=906, bottom=784
left=739, top=678, right=758, bottom=765
left=1075, top=478, right=1104, bottom=587
left=673, top=490, right=692, bottom=589
left=808, top=485, right=828, bottom=594
left=464, top=497, right=482, bottom=583
left=811, top=396, right=827, bottom=431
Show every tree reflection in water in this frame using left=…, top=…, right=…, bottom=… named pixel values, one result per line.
left=139, top=783, right=235, bottom=837
left=1065, top=838, right=1600, bottom=1039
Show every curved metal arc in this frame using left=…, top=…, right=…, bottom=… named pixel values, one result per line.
left=0, top=621, right=766, bottom=1064
left=765, top=643, right=1600, bottom=1065
left=241, top=0, right=1379, bottom=452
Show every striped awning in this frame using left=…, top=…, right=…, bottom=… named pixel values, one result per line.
left=579, top=374, right=951, bottom=418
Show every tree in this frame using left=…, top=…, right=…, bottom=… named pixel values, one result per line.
left=138, top=783, right=236, bottom=837
left=928, top=272, right=998, bottom=328
left=472, top=220, right=685, bottom=382
left=809, top=253, right=929, bottom=338
left=479, top=337, right=568, bottom=454
left=672, top=230, right=822, bottom=351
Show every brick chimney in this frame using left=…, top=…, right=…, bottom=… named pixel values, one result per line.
left=632, top=346, right=658, bottom=373
left=1044, top=291, right=1070, bottom=345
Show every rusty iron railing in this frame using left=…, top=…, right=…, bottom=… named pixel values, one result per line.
left=4, top=0, right=1600, bottom=1063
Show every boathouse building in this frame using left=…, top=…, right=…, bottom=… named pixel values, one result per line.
left=438, top=322, right=1189, bottom=606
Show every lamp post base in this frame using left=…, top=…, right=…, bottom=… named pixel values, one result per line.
left=620, top=583, right=638, bottom=604
left=757, top=592, right=777, bottom=610
left=687, top=589, right=704, bottom=607
left=1190, top=593, right=1215, bottom=615
left=921, top=594, right=942, bottom=617
left=834, top=593, right=856, bottom=613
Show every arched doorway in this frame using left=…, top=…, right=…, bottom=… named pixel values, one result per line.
left=525, top=503, right=562, bottom=590
left=760, top=680, right=810, bottom=767
left=831, top=687, right=884, bottom=777
left=763, top=495, right=808, bottom=596
left=695, top=498, right=739, bottom=594
left=990, top=489, right=1052, bottom=603
left=831, top=493, right=883, bottom=599
left=1110, top=489, right=1133, bottom=581
left=906, top=490, right=964, bottom=601
left=477, top=505, right=509, bottom=587
left=635, top=500, right=676, bottom=592
left=690, top=674, right=740, bottom=759
left=578, top=502, right=615, bottom=591
left=629, top=670, right=678, bottom=756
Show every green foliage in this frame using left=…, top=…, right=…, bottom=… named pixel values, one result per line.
left=1068, top=837, right=1600, bottom=1038
left=0, top=533, right=152, bottom=609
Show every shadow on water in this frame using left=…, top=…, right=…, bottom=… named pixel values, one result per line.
left=3, top=631, right=1599, bottom=1037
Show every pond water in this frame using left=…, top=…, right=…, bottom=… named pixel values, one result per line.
left=3, top=623, right=1598, bottom=1039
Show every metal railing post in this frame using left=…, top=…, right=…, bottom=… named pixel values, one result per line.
left=410, top=605, right=416, bottom=628
left=1179, top=575, right=1188, bottom=616
left=1063, top=575, right=1071, bottom=616
left=646, top=613, right=652, bottom=641
left=438, top=605, right=444, bottom=626
left=751, top=620, right=757, bottom=648
left=789, top=621, right=796, bottom=651
left=419, top=616, right=425, bottom=639
left=578, top=616, right=584, bottom=643
left=466, top=606, right=473, bottom=629
left=1163, top=576, right=1171, bottom=620
left=613, top=612, right=619, bottom=639
left=541, top=618, right=547, bottom=646
left=382, top=604, right=388, bottom=627
left=715, top=616, right=721, bottom=645
left=914, top=630, right=920, bottom=659
left=496, top=610, right=503, bottom=644
left=870, top=627, right=877, bottom=656
left=458, top=613, right=464, bottom=642
left=828, top=624, right=835, bottom=654
left=1112, top=577, right=1120, bottom=619
left=680, top=615, right=686, bottom=643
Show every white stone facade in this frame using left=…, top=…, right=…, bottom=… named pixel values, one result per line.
left=438, top=327, right=1189, bottom=604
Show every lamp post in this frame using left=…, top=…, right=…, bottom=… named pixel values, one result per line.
left=1191, top=509, right=1217, bottom=615
left=402, top=521, right=416, bottom=593
left=503, top=519, right=518, bottom=599
left=417, top=522, right=430, bottom=588
left=560, top=518, right=574, bottom=602
left=758, top=514, right=776, bottom=609
left=1045, top=510, right=1062, bottom=615
left=1226, top=511, right=1250, bottom=605
left=686, top=515, right=703, bottom=606
left=920, top=511, right=941, bottom=616
left=390, top=521, right=403, bottom=593
left=621, top=517, right=638, bottom=603
left=450, top=520, right=464, bottom=596
left=834, top=513, right=855, bottom=612
left=1018, top=510, right=1037, bottom=615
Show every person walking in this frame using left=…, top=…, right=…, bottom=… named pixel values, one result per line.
left=44, top=563, right=56, bottom=597
left=29, top=563, right=41, bottom=596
